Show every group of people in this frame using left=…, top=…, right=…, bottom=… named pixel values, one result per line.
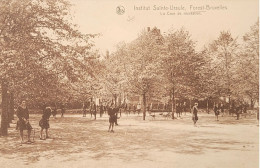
left=229, top=103, right=249, bottom=120
left=107, top=103, right=120, bottom=132
left=16, top=101, right=56, bottom=144
left=191, top=101, right=254, bottom=127
left=175, top=102, right=187, bottom=117
left=15, top=100, right=123, bottom=143
left=119, top=103, right=142, bottom=115
left=213, top=103, right=225, bottom=121
left=213, top=102, right=250, bottom=121
left=14, top=99, right=258, bottom=143
left=82, top=102, right=105, bottom=119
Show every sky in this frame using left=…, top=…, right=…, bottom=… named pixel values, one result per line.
left=70, top=0, right=259, bottom=55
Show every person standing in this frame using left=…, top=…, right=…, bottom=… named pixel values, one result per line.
left=236, top=104, right=242, bottom=120
left=39, top=107, right=52, bottom=140
left=137, top=103, right=141, bottom=115
left=243, top=103, right=248, bottom=118
left=133, top=104, right=136, bottom=115
left=108, top=103, right=116, bottom=132
left=176, top=103, right=180, bottom=117
left=100, top=103, right=104, bottom=117
left=179, top=102, right=183, bottom=116
left=119, top=105, right=122, bottom=117
left=229, top=103, right=235, bottom=116
left=92, top=102, right=97, bottom=120
left=90, top=102, right=93, bottom=118
left=82, top=102, right=87, bottom=117
left=192, top=103, right=199, bottom=126
left=61, top=103, right=65, bottom=118
left=220, top=103, right=224, bottom=117
left=124, top=103, right=128, bottom=115
left=16, top=100, right=33, bottom=144
left=213, top=103, right=219, bottom=121
left=105, top=103, right=109, bottom=115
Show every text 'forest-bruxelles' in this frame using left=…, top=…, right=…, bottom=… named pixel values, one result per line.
left=134, top=5, right=228, bottom=11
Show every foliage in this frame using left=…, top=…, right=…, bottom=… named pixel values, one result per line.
left=0, top=0, right=97, bottom=106
left=206, top=31, right=239, bottom=100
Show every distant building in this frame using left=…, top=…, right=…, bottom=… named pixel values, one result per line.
left=147, top=27, right=164, bottom=44
left=106, top=50, right=109, bottom=59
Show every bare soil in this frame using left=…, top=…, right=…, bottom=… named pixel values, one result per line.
left=0, top=111, right=259, bottom=168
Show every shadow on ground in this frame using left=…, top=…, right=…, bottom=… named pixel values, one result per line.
left=0, top=112, right=258, bottom=165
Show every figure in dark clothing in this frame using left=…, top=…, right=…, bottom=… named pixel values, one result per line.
left=90, top=102, right=94, bottom=118
left=61, top=104, right=65, bottom=118
left=83, top=103, right=87, bottom=117
left=176, top=103, right=180, bottom=117
left=220, top=103, right=224, bottom=117
left=192, top=103, right=199, bottom=126
left=179, top=103, right=183, bottom=116
left=16, top=101, right=33, bottom=144
left=229, top=104, right=234, bottom=116
left=243, top=104, right=248, bottom=118
left=119, top=106, right=122, bottom=117
left=92, top=102, right=97, bottom=120
left=104, top=104, right=108, bottom=114
left=114, top=107, right=119, bottom=125
left=236, top=105, right=242, bottom=120
left=124, top=103, right=128, bottom=115
left=137, top=103, right=141, bottom=115
left=39, top=107, right=52, bottom=140
left=100, top=104, right=104, bottom=117
left=133, top=104, right=136, bottom=115
left=213, top=103, right=219, bottom=121
left=108, top=104, right=117, bottom=132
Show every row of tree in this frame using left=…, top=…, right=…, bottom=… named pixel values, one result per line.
left=0, top=0, right=258, bottom=135
left=99, top=23, right=259, bottom=120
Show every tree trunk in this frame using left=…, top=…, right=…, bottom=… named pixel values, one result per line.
left=250, top=98, right=254, bottom=109
left=9, top=93, right=14, bottom=121
left=142, top=93, right=146, bottom=120
left=6, top=93, right=11, bottom=127
left=1, top=80, right=9, bottom=136
left=207, top=98, right=209, bottom=114
left=228, top=94, right=231, bottom=106
left=118, top=93, right=122, bottom=107
left=114, top=94, right=117, bottom=107
left=189, top=98, right=192, bottom=113
left=171, top=87, right=175, bottom=119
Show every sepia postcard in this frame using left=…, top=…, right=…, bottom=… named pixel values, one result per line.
left=0, top=0, right=259, bottom=168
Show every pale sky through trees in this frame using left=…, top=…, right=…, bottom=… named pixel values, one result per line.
left=72, top=0, right=257, bottom=54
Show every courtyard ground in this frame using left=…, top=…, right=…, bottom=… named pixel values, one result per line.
left=0, top=111, right=259, bottom=168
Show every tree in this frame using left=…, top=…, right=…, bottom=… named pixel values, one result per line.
left=101, top=44, right=128, bottom=106
left=123, top=29, right=165, bottom=120
left=0, top=0, right=96, bottom=135
left=0, top=0, right=96, bottom=101
left=235, top=21, right=259, bottom=107
left=162, top=28, right=205, bottom=118
left=1, top=80, right=8, bottom=135
left=207, top=31, right=239, bottom=103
